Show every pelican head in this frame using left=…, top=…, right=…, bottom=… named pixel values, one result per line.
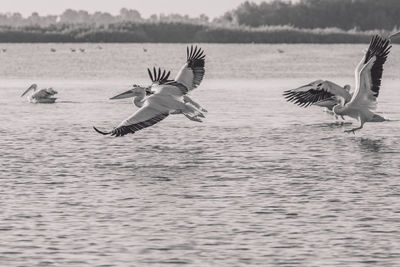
left=110, top=84, right=153, bottom=100
left=21, top=84, right=38, bottom=97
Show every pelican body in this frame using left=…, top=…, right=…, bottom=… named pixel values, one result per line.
left=94, top=46, right=207, bottom=137
left=21, top=84, right=58, bottom=104
left=283, top=33, right=397, bottom=133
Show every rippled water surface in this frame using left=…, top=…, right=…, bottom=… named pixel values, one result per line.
left=1, top=43, right=400, bottom=266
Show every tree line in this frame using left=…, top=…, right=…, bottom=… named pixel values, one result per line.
left=220, top=0, right=400, bottom=30
left=0, top=8, right=209, bottom=27
left=0, top=1, right=399, bottom=43
left=1, top=22, right=394, bottom=43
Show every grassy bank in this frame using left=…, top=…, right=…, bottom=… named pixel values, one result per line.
left=0, top=23, right=398, bottom=43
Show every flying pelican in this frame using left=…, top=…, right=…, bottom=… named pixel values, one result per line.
left=283, top=33, right=396, bottom=133
left=284, top=80, right=352, bottom=119
left=21, top=84, right=58, bottom=103
left=110, top=67, right=207, bottom=114
left=94, top=45, right=207, bottom=137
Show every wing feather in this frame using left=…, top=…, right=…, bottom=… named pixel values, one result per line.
left=147, top=67, right=171, bottom=85
left=283, top=85, right=335, bottom=108
left=174, top=45, right=205, bottom=93
left=348, top=35, right=391, bottom=108
left=93, top=104, right=169, bottom=137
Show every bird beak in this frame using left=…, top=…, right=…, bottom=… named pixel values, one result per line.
left=110, top=89, right=135, bottom=100
left=21, top=85, right=35, bottom=97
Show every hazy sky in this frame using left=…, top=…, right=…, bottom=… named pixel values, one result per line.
left=0, top=0, right=271, bottom=18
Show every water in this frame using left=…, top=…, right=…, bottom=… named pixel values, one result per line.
left=1, top=43, right=400, bottom=266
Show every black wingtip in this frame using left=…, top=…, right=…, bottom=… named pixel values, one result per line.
left=186, top=45, right=205, bottom=61
left=93, top=126, right=110, bottom=135
left=147, top=67, right=172, bottom=84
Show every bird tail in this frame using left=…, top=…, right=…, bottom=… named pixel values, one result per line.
left=93, top=126, right=111, bottom=135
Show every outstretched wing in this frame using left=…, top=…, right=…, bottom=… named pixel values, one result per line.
left=147, top=67, right=171, bottom=85
left=94, top=104, right=169, bottom=137
left=349, top=35, right=391, bottom=109
left=283, top=81, right=351, bottom=108
left=174, top=45, right=205, bottom=94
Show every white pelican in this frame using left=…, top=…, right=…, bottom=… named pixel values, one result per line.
left=283, top=33, right=396, bottom=133
left=94, top=45, right=207, bottom=137
left=284, top=80, right=352, bottom=120
left=110, top=66, right=207, bottom=113
left=21, top=84, right=58, bottom=104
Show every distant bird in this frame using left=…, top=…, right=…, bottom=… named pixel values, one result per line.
left=21, top=84, right=58, bottom=104
left=70, top=48, right=76, bottom=52
left=50, top=48, right=56, bottom=52
left=94, top=45, right=207, bottom=137
left=277, top=49, right=285, bottom=54
left=79, top=48, right=85, bottom=52
left=283, top=33, right=397, bottom=133
left=1, top=48, right=6, bottom=53
left=97, top=45, right=103, bottom=50
left=143, top=47, right=148, bottom=52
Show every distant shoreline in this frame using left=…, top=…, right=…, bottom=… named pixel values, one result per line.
left=0, top=23, right=398, bottom=44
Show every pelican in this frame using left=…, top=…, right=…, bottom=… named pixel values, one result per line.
left=21, top=84, right=58, bottom=103
left=284, top=80, right=352, bottom=120
left=110, top=67, right=207, bottom=113
left=79, top=48, right=85, bottom=53
left=50, top=48, right=56, bottom=52
left=94, top=45, right=207, bottom=137
left=283, top=33, right=397, bottom=133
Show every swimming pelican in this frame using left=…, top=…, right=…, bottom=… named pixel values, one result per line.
left=283, top=33, right=396, bottom=133
left=21, top=84, right=58, bottom=103
left=94, top=45, right=207, bottom=137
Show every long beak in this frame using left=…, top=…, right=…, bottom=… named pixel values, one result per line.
left=110, top=89, right=135, bottom=100
left=21, top=85, right=35, bottom=97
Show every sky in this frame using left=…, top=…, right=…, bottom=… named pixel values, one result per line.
left=0, top=0, right=273, bottom=18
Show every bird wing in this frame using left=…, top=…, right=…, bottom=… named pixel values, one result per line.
left=283, top=82, right=351, bottom=108
left=147, top=67, right=172, bottom=85
left=173, top=45, right=205, bottom=94
left=94, top=102, right=169, bottom=137
left=31, top=89, right=57, bottom=99
left=348, top=35, right=391, bottom=109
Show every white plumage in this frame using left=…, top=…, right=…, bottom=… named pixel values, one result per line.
left=284, top=33, right=396, bottom=133
left=94, top=46, right=207, bottom=137
left=21, top=84, right=58, bottom=104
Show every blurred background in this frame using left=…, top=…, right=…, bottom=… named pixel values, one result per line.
left=0, top=0, right=399, bottom=43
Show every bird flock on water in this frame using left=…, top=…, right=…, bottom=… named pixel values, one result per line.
left=17, top=32, right=399, bottom=136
